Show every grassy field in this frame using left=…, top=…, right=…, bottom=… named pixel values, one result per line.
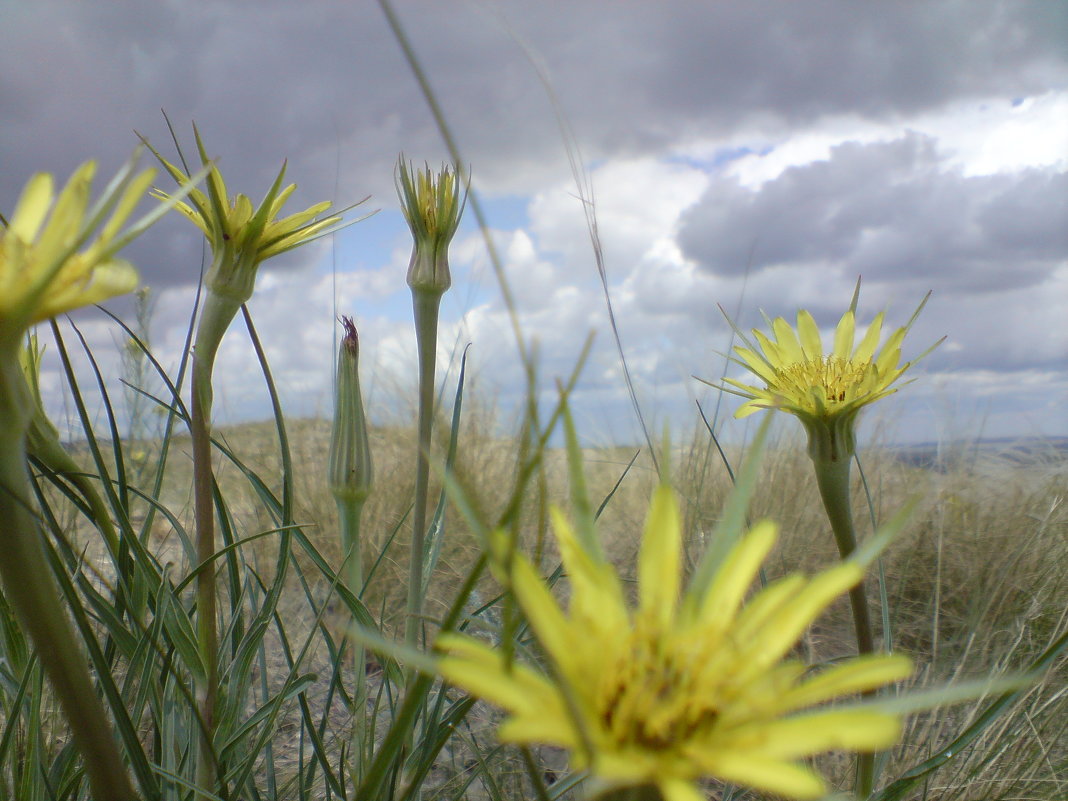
left=56, top=409, right=1062, bottom=801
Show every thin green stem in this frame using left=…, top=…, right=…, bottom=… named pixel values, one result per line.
left=191, top=350, right=219, bottom=795
left=0, top=350, right=136, bottom=800
left=337, top=496, right=368, bottom=784
left=338, top=499, right=365, bottom=604
left=406, top=291, right=440, bottom=650
left=811, top=453, right=877, bottom=797
left=189, top=288, right=239, bottom=797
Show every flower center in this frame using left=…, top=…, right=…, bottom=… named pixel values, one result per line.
left=774, top=356, right=872, bottom=403
left=597, top=622, right=719, bottom=752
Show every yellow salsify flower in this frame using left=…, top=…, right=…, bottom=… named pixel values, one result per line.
left=712, top=294, right=941, bottom=462
left=144, top=126, right=345, bottom=306
left=0, top=159, right=152, bottom=343
left=437, top=484, right=913, bottom=801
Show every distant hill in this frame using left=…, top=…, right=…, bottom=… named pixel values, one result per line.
left=890, top=436, right=1068, bottom=470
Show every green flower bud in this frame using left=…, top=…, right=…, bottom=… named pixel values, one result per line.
left=329, top=316, right=373, bottom=503
left=396, top=158, right=465, bottom=297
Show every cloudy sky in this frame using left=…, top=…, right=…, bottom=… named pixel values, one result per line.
left=3, top=0, right=1066, bottom=447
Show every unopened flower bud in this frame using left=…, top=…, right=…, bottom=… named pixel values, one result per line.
left=397, top=158, right=464, bottom=297
left=329, top=316, right=373, bottom=503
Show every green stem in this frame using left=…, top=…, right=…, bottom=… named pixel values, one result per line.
left=0, top=350, right=136, bottom=800
left=405, top=291, right=440, bottom=650
left=190, top=289, right=239, bottom=796
left=338, top=498, right=365, bottom=602
left=337, top=496, right=367, bottom=785
left=191, top=350, right=219, bottom=795
left=811, top=453, right=877, bottom=797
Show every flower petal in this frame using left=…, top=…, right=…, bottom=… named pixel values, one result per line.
left=498, top=713, right=579, bottom=748
left=9, top=173, right=54, bottom=243
left=638, top=484, right=682, bottom=623
left=99, top=168, right=156, bottom=245
left=777, top=654, right=913, bottom=712
left=697, top=751, right=827, bottom=800
left=853, top=311, right=885, bottom=363
left=738, top=708, right=904, bottom=758
left=33, top=258, right=138, bottom=323
left=753, top=328, right=786, bottom=368
left=35, top=163, right=96, bottom=269
left=694, top=519, right=777, bottom=629
left=506, top=546, right=582, bottom=678
left=436, top=634, right=574, bottom=727
left=796, top=309, right=822, bottom=360
left=832, top=309, right=855, bottom=361
left=736, top=563, right=862, bottom=676
left=772, top=316, right=804, bottom=363
left=734, top=346, right=779, bottom=385
left=552, top=507, right=628, bottom=632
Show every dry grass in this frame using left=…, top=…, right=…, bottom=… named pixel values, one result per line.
left=118, top=410, right=1063, bottom=800
left=59, top=405, right=1065, bottom=800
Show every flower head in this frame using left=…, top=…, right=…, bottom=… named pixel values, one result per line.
left=397, top=158, right=465, bottom=297
left=0, top=159, right=153, bottom=344
left=713, top=293, right=940, bottom=461
left=437, top=484, right=912, bottom=801
left=147, top=126, right=344, bottom=305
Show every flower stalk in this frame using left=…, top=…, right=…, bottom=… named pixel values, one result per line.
left=706, top=284, right=941, bottom=797
left=396, top=158, right=464, bottom=650
left=811, top=448, right=878, bottom=795
left=147, top=124, right=351, bottom=794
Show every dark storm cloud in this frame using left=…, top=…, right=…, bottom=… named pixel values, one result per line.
left=677, top=132, right=1068, bottom=301
left=497, top=0, right=1066, bottom=149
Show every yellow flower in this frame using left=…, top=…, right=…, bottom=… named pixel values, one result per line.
left=713, top=295, right=940, bottom=461
left=146, top=126, right=344, bottom=305
left=437, top=485, right=912, bottom=801
left=0, top=160, right=152, bottom=343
